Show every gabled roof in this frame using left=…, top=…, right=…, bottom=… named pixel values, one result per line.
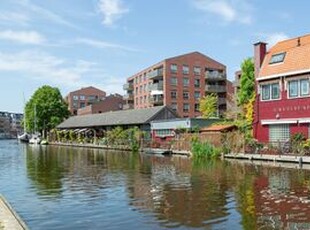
left=57, top=106, right=177, bottom=129
left=259, top=34, right=310, bottom=79
left=69, top=86, right=105, bottom=95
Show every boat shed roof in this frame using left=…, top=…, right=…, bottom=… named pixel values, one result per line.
left=57, top=106, right=178, bottom=129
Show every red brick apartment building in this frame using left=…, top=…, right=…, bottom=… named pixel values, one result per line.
left=77, top=94, right=124, bottom=115
left=123, top=52, right=227, bottom=118
left=254, top=34, right=310, bottom=143
left=65, top=86, right=106, bottom=115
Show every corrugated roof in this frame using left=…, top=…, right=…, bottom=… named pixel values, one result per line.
left=57, top=106, right=170, bottom=128
left=259, top=34, right=310, bottom=78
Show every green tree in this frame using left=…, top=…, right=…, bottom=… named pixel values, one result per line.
left=25, top=85, right=70, bottom=135
left=238, top=58, right=255, bottom=106
left=199, top=93, right=218, bottom=118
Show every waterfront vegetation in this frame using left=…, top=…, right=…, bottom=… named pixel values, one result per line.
left=191, top=139, right=221, bottom=159
left=49, top=126, right=142, bottom=152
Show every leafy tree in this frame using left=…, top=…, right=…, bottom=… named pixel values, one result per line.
left=25, top=85, right=70, bottom=135
left=199, top=93, right=218, bottom=118
left=238, top=58, right=255, bottom=106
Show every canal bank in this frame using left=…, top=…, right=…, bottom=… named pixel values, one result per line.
left=224, top=153, right=310, bottom=165
left=0, top=195, right=28, bottom=230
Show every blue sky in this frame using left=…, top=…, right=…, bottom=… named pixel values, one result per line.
left=0, top=0, right=309, bottom=113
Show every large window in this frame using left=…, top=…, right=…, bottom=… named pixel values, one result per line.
left=170, top=77, right=177, bottom=85
left=171, top=91, right=177, bottom=99
left=194, top=103, right=199, bottom=112
left=261, top=83, right=280, bottom=101
left=183, top=103, right=189, bottom=112
left=288, top=79, right=310, bottom=98
left=183, top=78, right=189, bottom=86
left=269, top=124, right=289, bottom=144
left=183, top=65, right=189, bottom=75
left=194, top=79, right=200, bottom=88
left=183, top=92, right=189, bottom=100
left=170, top=64, right=177, bottom=73
left=194, top=66, right=201, bottom=75
left=73, top=95, right=78, bottom=100
left=194, top=91, right=200, bottom=99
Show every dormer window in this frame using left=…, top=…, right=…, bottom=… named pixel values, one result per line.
left=269, top=52, right=286, bottom=64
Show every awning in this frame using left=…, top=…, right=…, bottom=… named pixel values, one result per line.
left=298, top=118, right=310, bottom=123
left=261, top=119, right=298, bottom=125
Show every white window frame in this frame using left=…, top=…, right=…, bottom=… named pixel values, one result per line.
left=287, top=78, right=310, bottom=99
left=260, top=81, right=281, bottom=101
left=269, top=124, right=290, bottom=144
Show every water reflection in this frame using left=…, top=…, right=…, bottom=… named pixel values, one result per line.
left=17, top=144, right=310, bottom=229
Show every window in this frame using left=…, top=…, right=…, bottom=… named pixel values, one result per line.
left=194, top=91, right=200, bottom=99
left=194, top=79, right=200, bottom=88
left=170, top=64, right=177, bottom=73
left=183, top=78, right=189, bottom=86
left=80, top=95, right=85, bottom=100
left=171, top=103, right=177, bottom=111
left=261, top=83, right=280, bottom=101
left=194, top=66, right=201, bottom=75
left=288, top=79, right=310, bottom=98
left=183, top=92, right=189, bottom=100
left=183, top=103, right=189, bottom=112
left=80, top=102, right=85, bottom=108
left=183, top=65, right=189, bottom=74
left=73, top=102, right=78, bottom=108
left=135, top=87, right=138, bottom=94
left=269, top=52, right=286, bottom=64
left=269, top=124, right=289, bottom=144
left=73, top=95, right=78, bottom=100
left=170, top=77, right=177, bottom=85
left=194, top=103, right=199, bottom=112
left=88, top=95, right=97, bottom=101
left=155, top=129, right=173, bottom=137
left=171, top=91, right=177, bottom=99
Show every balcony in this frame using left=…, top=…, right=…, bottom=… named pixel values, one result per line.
left=123, top=94, right=134, bottom=101
left=149, top=95, right=164, bottom=105
left=205, top=85, right=226, bottom=93
left=123, top=83, right=134, bottom=91
left=205, top=71, right=226, bottom=81
left=148, top=82, right=163, bottom=91
left=148, top=68, right=163, bottom=79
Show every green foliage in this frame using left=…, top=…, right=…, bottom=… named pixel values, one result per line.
left=291, top=133, right=306, bottom=154
left=199, top=93, right=218, bottom=118
left=238, top=58, right=255, bottom=106
left=191, top=139, right=221, bottom=159
left=25, top=85, right=70, bottom=134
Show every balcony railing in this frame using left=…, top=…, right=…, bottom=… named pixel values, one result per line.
left=123, top=83, right=134, bottom=91
left=205, top=85, right=226, bottom=93
left=149, top=96, right=164, bottom=105
left=148, top=82, right=163, bottom=91
left=148, top=68, right=163, bottom=79
left=205, top=71, right=226, bottom=80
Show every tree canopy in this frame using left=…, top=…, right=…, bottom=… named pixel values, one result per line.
left=238, top=58, right=255, bottom=106
left=25, top=85, right=70, bottom=134
left=199, top=93, right=218, bottom=118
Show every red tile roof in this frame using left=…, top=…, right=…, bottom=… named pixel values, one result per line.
left=259, top=34, right=310, bottom=78
left=200, top=124, right=236, bottom=132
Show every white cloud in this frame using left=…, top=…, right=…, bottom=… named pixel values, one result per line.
left=193, top=0, right=253, bottom=25
left=0, top=30, right=46, bottom=45
left=97, top=0, right=129, bottom=26
left=18, top=0, right=79, bottom=29
left=0, top=12, right=30, bottom=26
left=257, top=32, right=289, bottom=47
left=0, top=50, right=124, bottom=94
left=76, top=38, right=140, bottom=52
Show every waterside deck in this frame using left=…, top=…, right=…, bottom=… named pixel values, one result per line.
left=0, top=195, right=28, bottom=230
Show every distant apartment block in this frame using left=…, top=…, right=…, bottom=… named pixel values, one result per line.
left=0, top=111, right=23, bottom=139
left=77, top=94, right=125, bottom=115
left=124, top=52, right=227, bottom=118
left=65, top=86, right=106, bottom=115
left=233, top=70, right=242, bottom=95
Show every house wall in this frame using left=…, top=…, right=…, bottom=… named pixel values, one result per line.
left=255, top=74, right=310, bottom=142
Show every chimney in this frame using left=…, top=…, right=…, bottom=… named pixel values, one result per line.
left=254, top=42, right=267, bottom=78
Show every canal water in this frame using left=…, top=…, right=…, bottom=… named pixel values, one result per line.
left=1, top=140, right=310, bottom=230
